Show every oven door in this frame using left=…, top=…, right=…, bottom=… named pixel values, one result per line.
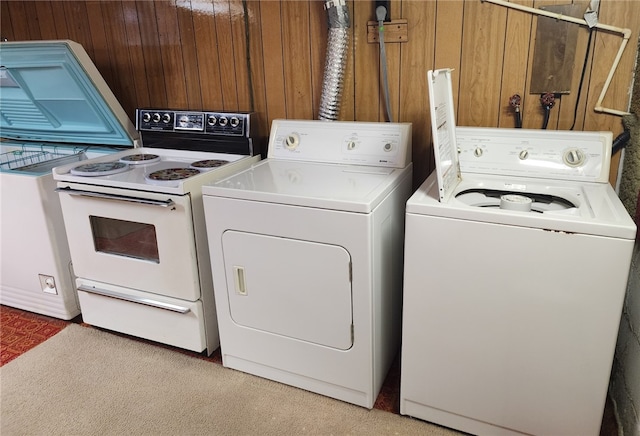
left=57, top=182, right=200, bottom=301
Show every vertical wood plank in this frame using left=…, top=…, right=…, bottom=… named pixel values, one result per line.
left=1, top=1, right=14, bottom=41
left=50, top=1, right=69, bottom=39
left=353, top=0, right=380, bottom=121
left=192, top=0, right=224, bottom=110
left=243, top=0, right=268, bottom=143
left=6, top=2, right=31, bottom=40
left=259, top=1, right=286, bottom=124
left=99, top=1, right=139, bottom=118
left=155, top=0, right=189, bottom=109
left=400, top=0, right=436, bottom=185
left=458, top=0, right=508, bottom=127
left=62, top=1, right=95, bottom=55
left=21, top=2, right=42, bottom=40
left=213, top=0, right=240, bottom=111
left=32, top=2, right=56, bottom=40
left=176, top=0, right=203, bottom=109
left=135, top=1, right=168, bottom=109
left=281, top=0, right=313, bottom=119
left=230, top=0, right=251, bottom=111
left=497, top=0, right=534, bottom=129
left=121, top=0, right=151, bottom=110
left=85, top=1, right=121, bottom=105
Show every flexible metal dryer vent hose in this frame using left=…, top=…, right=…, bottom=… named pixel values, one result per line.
left=318, top=0, right=350, bottom=121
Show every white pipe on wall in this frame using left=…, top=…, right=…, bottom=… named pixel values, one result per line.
left=482, top=0, right=632, bottom=117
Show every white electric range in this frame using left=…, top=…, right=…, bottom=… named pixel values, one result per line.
left=399, top=69, right=637, bottom=436
left=53, top=109, right=261, bottom=355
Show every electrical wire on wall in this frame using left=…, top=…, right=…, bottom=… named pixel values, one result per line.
left=569, top=28, right=594, bottom=130
left=376, top=5, right=393, bottom=123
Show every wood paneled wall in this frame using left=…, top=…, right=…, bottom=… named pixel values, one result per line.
left=1, top=0, right=638, bottom=186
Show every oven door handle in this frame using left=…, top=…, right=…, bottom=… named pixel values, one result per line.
left=78, top=286, right=191, bottom=314
left=55, top=187, right=175, bottom=208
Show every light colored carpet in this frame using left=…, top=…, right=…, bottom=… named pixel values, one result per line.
left=0, top=324, right=462, bottom=436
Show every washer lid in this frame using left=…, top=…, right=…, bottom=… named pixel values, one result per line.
left=0, top=40, right=138, bottom=147
left=428, top=68, right=461, bottom=203
left=407, top=172, right=637, bottom=239
left=202, top=159, right=411, bottom=213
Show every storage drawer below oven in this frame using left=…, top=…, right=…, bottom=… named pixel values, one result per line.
left=76, top=279, right=207, bottom=353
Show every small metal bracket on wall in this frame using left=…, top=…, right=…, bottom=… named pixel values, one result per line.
left=367, top=20, right=408, bottom=44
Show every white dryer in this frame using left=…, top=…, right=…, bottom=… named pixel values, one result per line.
left=202, top=119, right=412, bottom=408
left=399, top=69, right=637, bottom=436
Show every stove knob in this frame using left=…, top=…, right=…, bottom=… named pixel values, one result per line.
left=219, top=117, right=228, bottom=127
left=162, top=113, right=172, bottom=123
left=207, top=115, right=217, bottom=126
left=230, top=116, right=240, bottom=128
left=152, top=113, right=161, bottom=123
left=563, top=148, right=586, bottom=167
left=142, top=112, right=151, bottom=123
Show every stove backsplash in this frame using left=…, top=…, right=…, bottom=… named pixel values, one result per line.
left=136, top=109, right=259, bottom=156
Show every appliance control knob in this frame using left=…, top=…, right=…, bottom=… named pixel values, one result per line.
left=285, top=133, right=300, bottom=150
left=347, top=141, right=357, bottom=150
left=207, top=116, right=217, bottom=126
left=383, top=142, right=393, bottom=152
left=230, top=116, right=240, bottom=127
left=142, top=112, right=151, bottom=123
left=474, top=147, right=483, bottom=157
left=162, top=113, right=172, bottom=123
left=152, top=113, right=161, bottom=122
left=563, top=148, right=586, bottom=167
left=44, top=278, right=55, bottom=289
left=218, top=117, right=228, bottom=127
left=519, top=150, right=529, bottom=160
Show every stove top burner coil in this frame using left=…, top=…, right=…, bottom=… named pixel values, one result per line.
left=145, top=167, right=201, bottom=182
left=190, top=159, right=230, bottom=170
left=120, top=154, right=161, bottom=164
left=70, top=161, right=129, bottom=177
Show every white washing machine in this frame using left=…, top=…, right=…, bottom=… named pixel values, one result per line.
left=399, top=69, right=637, bottom=436
left=202, top=119, right=412, bottom=408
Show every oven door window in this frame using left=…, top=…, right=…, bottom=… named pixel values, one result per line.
left=90, top=216, right=159, bottom=263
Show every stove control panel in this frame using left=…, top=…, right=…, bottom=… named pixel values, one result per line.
left=136, top=109, right=250, bottom=137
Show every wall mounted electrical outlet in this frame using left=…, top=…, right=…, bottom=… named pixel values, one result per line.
left=375, top=0, right=391, bottom=22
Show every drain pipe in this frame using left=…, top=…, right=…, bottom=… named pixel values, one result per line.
left=318, top=0, right=350, bottom=121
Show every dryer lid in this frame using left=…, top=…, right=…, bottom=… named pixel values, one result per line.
left=427, top=68, right=461, bottom=203
left=0, top=40, right=138, bottom=147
